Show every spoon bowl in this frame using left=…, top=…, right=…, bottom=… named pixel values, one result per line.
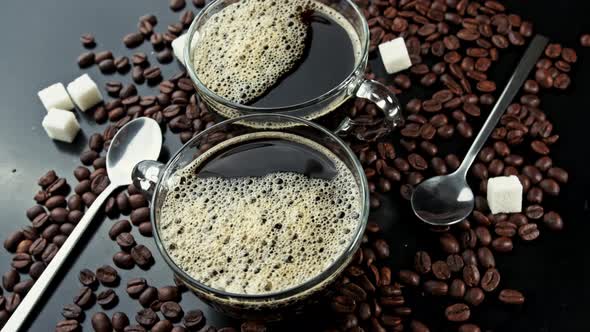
left=411, top=173, right=474, bottom=226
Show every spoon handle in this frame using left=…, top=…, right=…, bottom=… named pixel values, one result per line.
left=2, top=183, right=119, bottom=332
left=456, top=35, right=549, bottom=177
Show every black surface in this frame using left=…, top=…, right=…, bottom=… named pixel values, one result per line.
left=0, top=0, right=588, bottom=331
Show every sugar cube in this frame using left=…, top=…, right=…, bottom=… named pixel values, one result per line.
left=487, top=175, right=523, bottom=214
left=172, top=33, right=189, bottom=65
left=378, top=37, right=412, bottom=74
left=37, top=83, right=75, bottom=112
left=42, top=108, right=81, bottom=143
left=66, top=74, right=103, bottom=112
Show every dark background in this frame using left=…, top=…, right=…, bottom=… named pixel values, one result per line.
left=0, top=0, right=589, bottom=331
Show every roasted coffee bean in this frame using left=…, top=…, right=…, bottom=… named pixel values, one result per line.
left=423, top=280, right=448, bottom=296
left=116, top=192, right=131, bottom=212
left=80, top=33, right=96, bottom=47
left=80, top=150, right=99, bottom=166
left=477, top=247, right=495, bottom=268
left=445, top=303, right=470, bottom=322
left=139, top=286, right=158, bottom=307
left=124, top=32, right=144, bottom=48
left=97, top=289, right=118, bottom=308
left=156, top=286, right=178, bottom=302
left=116, top=232, right=136, bottom=250
left=91, top=312, right=113, bottom=332
left=152, top=320, right=173, bottom=332
left=127, top=278, right=147, bottom=298
left=464, top=287, right=485, bottom=306
left=138, top=222, right=153, bottom=237
left=131, top=207, right=150, bottom=225
left=535, top=68, right=553, bottom=88
left=95, top=50, right=113, bottom=63
left=539, top=178, right=560, bottom=196
left=432, top=261, right=451, bottom=280
left=157, top=49, right=174, bottom=64
left=96, top=265, right=119, bottom=286
left=79, top=268, right=97, bottom=287
left=29, top=261, right=46, bottom=279
left=527, top=187, right=543, bottom=203
left=331, top=295, right=356, bottom=313
left=449, top=279, right=467, bottom=298
left=61, top=303, right=83, bottom=320
left=11, top=278, right=32, bottom=295
left=115, top=56, right=131, bottom=73
left=114, top=251, right=135, bottom=269
left=144, top=66, right=162, bottom=84
left=26, top=205, right=45, bottom=222
left=462, top=265, right=480, bottom=287
left=499, top=289, right=525, bottom=304
left=136, top=308, right=159, bottom=328
left=2, top=270, right=19, bottom=292
left=132, top=66, right=145, bottom=84
left=491, top=236, right=513, bottom=252
left=73, top=286, right=94, bottom=309
left=77, top=51, right=95, bottom=68
left=440, top=233, right=460, bottom=254
left=170, top=0, right=186, bottom=10
left=112, top=312, right=130, bottom=332
left=481, top=268, right=501, bottom=292
left=38, top=170, right=58, bottom=187
left=12, top=253, right=32, bottom=270
left=99, top=59, right=116, bottom=73
left=161, top=301, right=183, bottom=320
left=131, top=245, right=153, bottom=267
left=398, top=270, right=420, bottom=286
left=16, top=239, right=32, bottom=254
left=526, top=204, right=544, bottom=220
left=447, top=254, right=465, bottom=272
left=414, top=251, right=432, bottom=274
left=183, top=309, right=206, bottom=330
left=543, top=211, right=563, bottom=231
left=50, top=207, right=68, bottom=223
left=55, top=319, right=80, bottom=332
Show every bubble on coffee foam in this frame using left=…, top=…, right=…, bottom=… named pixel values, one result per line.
left=191, top=0, right=362, bottom=106
left=159, top=132, right=362, bottom=295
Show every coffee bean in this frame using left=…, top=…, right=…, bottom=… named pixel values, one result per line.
left=16, top=239, right=32, bottom=254
left=131, top=245, right=153, bottom=267
left=77, top=51, right=95, bottom=68
left=398, top=270, right=420, bottom=286
left=99, top=59, right=116, bottom=73
left=55, top=319, right=80, bottom=332
left=97, top=289, right=118, bottom=308
left=423, top=280, right=448, bottom=296
left=127, top=278, right=147, bottom=298
left=170, top=0, right=186, bottom=10
left=491, top=236, right=513, bottom=252
left=139, top=286, right=157, bottom=307
left=152, top=320, right=173, bottom=332
left=12, top=253, right=32, bottom=270
left=95, top=50, right=113, bottom=63
left=112, top=312, right=130, bottom=332
left=92, top=312, right=112, bottom=332
left=440, top=233, right=460, bottom=254
left=131, top=207, right=150, bottom=225
left=499, top=289, right=525, bottom=304
left=161, top=301, right=183, bottom=320
left=464, top=287, right=485, bottom=306
left=116, top=232, right=136, bottom=250
left=458, top=323, right=481, bottom=332
left=73, top=286, right=94, bottom=309
left=539, top=178, right=560, bottom=196
left=331, top=295, right=356, bottom=313
left=462, top=265, right=480, bottom=287
left=445, top=303, right=470, bottom=322
left=449, top=279, right=466, bottom=298
left=183, top=309, right=205, bottom=330
left=114, top=251, right=135, bottom=269
left=96, top=265, right=119, bottom=286
left=447, top=254, right=465, bottom=272
left=62, top=303, right=83, bottom=320
left=157, top=49, right=174, bottom=64
left=91, top=174, right=110, bottom=195
left=124, top=32, right=144, bottom=48
left=432, top=261, right=451, bottom=280
left=526, top=204, right=544, bottom=220
left=477, top=247, right=495, bottom=268
left=414, top=251, right=432, bottom=274
left=50, top=207, right=68, bottom=223
left=144, top=66, right=162, bottom=84
left=543, top=211, right=563, bottom=231
left=481, top=268, right=501, bottom=292
left=79, top=268, right=97, bottom=287
left=29, top=261, right=45, bottom=280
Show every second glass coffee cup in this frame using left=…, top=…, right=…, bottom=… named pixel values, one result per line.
left=184, top=0, right=404, bottom=139
left=132, top=114, right=369, bottom=320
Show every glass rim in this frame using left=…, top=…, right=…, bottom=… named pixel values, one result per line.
left=150, top=113, right=370, bottom=301
left=183, top=0, right=370, bottom=113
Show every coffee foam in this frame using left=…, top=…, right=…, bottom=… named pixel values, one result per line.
left=159, top=132, right=362, bottom=295
left=191, top=0, right=362, bottom=105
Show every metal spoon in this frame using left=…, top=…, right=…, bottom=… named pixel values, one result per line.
left=411, top=35, right=549, bottom=226
left=2, top=117, right=162, bottom=332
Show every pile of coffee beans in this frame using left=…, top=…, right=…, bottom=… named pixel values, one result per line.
left=0, top=0, right=580, bottom=331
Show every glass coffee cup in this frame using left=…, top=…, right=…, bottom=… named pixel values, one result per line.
left=132, top=114, right=369, bottom=320
left=184, top=0, right=404, bottom=139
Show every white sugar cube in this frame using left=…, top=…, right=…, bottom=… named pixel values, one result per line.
left=379, top=37, right=412, bottom=74
left=42, top=108, right=81, bottom=143
left=487, top=175, right=523, bottom=214
left=172, top=33, right=189, bottom=65
left=66, top=74, right=103, bottom=112
left=37, top=83, right=74, bottom=112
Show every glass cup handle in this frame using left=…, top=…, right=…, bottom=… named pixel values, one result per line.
left=132, top=160, right=165, bottom=199
left=334, top=79, right=405, bottom=140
